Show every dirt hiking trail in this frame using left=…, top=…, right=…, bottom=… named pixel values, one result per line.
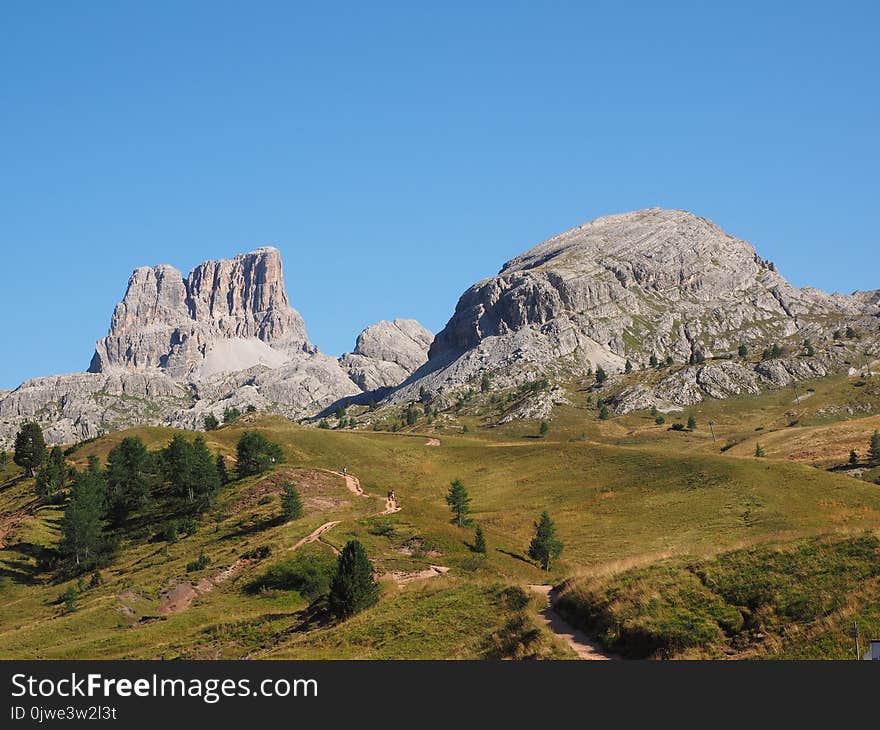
left=289, top=521, right=342, bottom=553
left=528, top=585, right=616, bottom=660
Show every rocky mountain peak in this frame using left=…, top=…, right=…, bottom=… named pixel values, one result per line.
left=499, top=208, right=776, bottom=300
left=89, top=247, right=310, bottom=377
left=397, top=208, right=875, bottom=406
left=340, top=319, right=433, bottom=391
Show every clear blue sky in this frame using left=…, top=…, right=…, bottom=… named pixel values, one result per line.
left=1, top=1, right=878, bottom=389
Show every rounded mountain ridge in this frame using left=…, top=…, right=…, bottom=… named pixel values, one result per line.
left=501, top=208, right=760, bottom=279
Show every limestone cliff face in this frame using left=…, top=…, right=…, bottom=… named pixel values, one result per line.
left=2, top=247, right=366, bottom=445
left=89, top=247, right=311, bottom=376
left=394, top=208, right=878, bottom=405
left=340, top=319, right=433, bottom=391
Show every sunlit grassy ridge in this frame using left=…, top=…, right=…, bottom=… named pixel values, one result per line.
left=1, top=371, right=879, bottom=659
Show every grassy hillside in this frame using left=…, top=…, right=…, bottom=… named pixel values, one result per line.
left=2, top=375, right=880, bottom=660
left=555, top=534, right=880, bottom=659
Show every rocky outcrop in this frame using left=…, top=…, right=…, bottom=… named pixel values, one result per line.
left=498, top=386, right=571, bottom=423
left=340, top=319, right=433, bottom=391
left=395, top=209, right=877, bottom=403
left=0, top=248, right=422, bottom=446
left=612, top=355, right=836, bottom=414
left=0, top=371, right=192, bottom=445
left=89, top=247, right=311, bottom=377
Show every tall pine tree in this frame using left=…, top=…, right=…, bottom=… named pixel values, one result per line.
left=870, top=430, right=880, bottom=465
left=162, top=435, right=194, bottom=503
left=528, top=511, right=563, bottom=571
left=14, top=421, right=46, bottom=477
left=105, top=437, right=154, bottom=524
left=35, top=446, right=67, bottom=501
left=191, top=436, right=221, bottom=512
left=60, top=456, right=107, bottom=569
left=216, top=452, right=229, bottom=485
left=328, top=540, right=379, bottom=619
left=445, top=479, right=471, bottom=527
left=280, top=483, right=303, bottom=521
left=236, top=432, right=284, bottom=478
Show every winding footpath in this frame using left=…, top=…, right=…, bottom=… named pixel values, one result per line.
left=528, top=585, right=617, bottom=660
left=287, top=470, right=402, bottom=554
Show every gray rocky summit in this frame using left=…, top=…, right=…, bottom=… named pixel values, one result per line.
left=340, top=319, right=433, bottom=390
left=392, top=208, right=878, bottom=407
left=0, top=247, right=428, bottom=445
left=1, top=208, right=876, bottom=444
left=89, top=247, right=312, bottom=377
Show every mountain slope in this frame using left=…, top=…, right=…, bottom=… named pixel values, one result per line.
left=392, top=209, right=878, bottom=409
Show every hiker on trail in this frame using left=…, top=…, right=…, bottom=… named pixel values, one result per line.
left=342, top=466, right=347, bottom=476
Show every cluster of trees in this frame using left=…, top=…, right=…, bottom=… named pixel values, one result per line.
left=203, top=405, right=257, bottom=431
left=761, top=343, right=784, bottom=360
left=648, top=353, right=675, bottom=369
left=445, top=478, right=563, bottom=571
left=11, top=422, right=284, bottom=573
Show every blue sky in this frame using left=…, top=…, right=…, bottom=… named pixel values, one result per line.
left=1, top=1, right=878, bottom=389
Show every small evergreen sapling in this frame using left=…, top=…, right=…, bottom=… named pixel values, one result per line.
left=528, top=511, right=563, bottom=571
left=281, top=483, right=303, bottom=521
left=473, top=525, right=487, bottom=554
left=14, top=421, right=46, bottom=477
left=445, top=479, right=471, bottom=527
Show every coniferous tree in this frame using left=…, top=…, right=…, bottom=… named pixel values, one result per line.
left=849, top=449, right=859, bottom=466
left=687, top=414, right=697, bottom=431
left=190, top=436, right=221, bottom=512
left=539, top=420, right=549, bottom=436
left=870, top=430, right=880, bottom=465
left=665, top=355, right=674, bottom=366
left=473, top=525, right=487, bottom=554
left=280, top=483, right=303, bottom=521
left=236, top=431, right=283, bottom=478
left=599, top=404, right=611, bottom=420
left=625, top=359, right=633, bottom=374
left=216, top=452, right=229, bottom=485
left=203, top=413, right=220, bottom=431
left=649, top=354, right=659, bottom=368
left=162, top=435, right=195, bottom=502
left=738, top=343, right=749, bottom=358
left=35, top=446, right=67, bottom=501
left=481, top=372, right=491, bottom=393
left=445, top=479, right=471, bottom=527
left=595, top=367, right=608, bottom=385
left=528, top=511, right=563, bottom=571
left=60, top=456, right=107, bottom=569
left=755, top=442, right=765, bottom=458
left=105, top=437, right=153, bottom=524
left=14, top=421, right=46, bottom=477
left=328, top=540, right=379, bottom=619
left=223, top=406, right=241, bottom=424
